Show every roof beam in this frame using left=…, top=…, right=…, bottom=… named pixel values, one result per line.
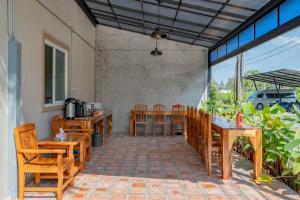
left=92, top=10, right=219, bottom=42
left=93, top=14, right=213, bottom=46
left=74, top=0, right=98, bottom=26
left=107, top=0, right=121, bottom=29
left=86, top=0, right=231, bottom=33
left=161, top=0, right=249, bottom=20
left=192, top=0, right=230, bottom=45
left=170, top=0, right=182, bottom=32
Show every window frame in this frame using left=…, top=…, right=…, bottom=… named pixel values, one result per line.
left=42, top=32, right=70, bottom=112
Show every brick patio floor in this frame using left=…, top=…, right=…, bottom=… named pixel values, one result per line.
left=24, top=134, right=299, bottom=200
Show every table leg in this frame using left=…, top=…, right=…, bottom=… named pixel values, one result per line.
left=99, top=119, right=104, bottom=145
left=250, top=130, right=263, bottom=179
left=80, top=140, right=84, bottom=172
left=108, top=114, right=112, bottom=136
left=222, top=130, right=230, bottom=180
left=130, top=112, right=134, bottom=136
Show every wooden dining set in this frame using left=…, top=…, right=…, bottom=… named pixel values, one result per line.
left=129, top=104, right=186, bottom=136
left=13, top=110, right=112, bottom=200
left=186, top=106, right=263, bottom=180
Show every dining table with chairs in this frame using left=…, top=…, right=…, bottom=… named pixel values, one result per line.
left=186, top=106, right=262, bottom=180
left=130, top=104, right=262, bottom=180
left=129, top=104, right=187, bottom=136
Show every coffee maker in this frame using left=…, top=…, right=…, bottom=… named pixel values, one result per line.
left=64, top=98, right=76, bottom=119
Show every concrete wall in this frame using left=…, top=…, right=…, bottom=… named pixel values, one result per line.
left=0, top=0, right=9, bottom=198
left=96, top=26, right=208, bottom=133
left=0, top=0, right=96, bottom=198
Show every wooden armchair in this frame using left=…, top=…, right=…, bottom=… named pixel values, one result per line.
left=152, top=104, right=166, bottom=136
left=14, top=124, right=75, bottom=200
left=51, top=115, right=93, bottom=161
left=134, top=104, right=148, bottom=136
left=171, top=104, right=185, bottom=136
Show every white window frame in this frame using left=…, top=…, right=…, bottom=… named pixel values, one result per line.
left=43, top=38, right=68, bottom=109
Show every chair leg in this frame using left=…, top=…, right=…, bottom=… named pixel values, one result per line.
left=18, top=170, right=25, bottom=200
left=145, top=124, right=147, bottom=136
left=34, top=173, right=40, bottom=185
left=57, top=170, right=64, bottom=200
left=134, top=123, right=137, bottom=137
left=163, top=123, right=166, bottom=137
left=152, top=123, right=155, bottom=136
left=171, top=123, right=174, bottom=137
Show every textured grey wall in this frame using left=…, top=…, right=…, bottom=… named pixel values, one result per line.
left=96, top=26, right=208, bottom=133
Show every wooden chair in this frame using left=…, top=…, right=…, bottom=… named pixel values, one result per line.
left=203, top=113, right=222, bottom=176
left=193, top=108, right=198, bottom=151
left=171, top=104, right=185, bottom=136
left=52, top=115, right=93, bottom=162
left=152, top=104, right=166, bottom=136
left=134, top=104, right=148, bottom=136
left=14, top=124, right=75, bottom=200
left=186, top=106, right=191, bottom=144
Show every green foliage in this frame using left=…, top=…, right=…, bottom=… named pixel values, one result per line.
left=204, top=99, right=300, bottom=189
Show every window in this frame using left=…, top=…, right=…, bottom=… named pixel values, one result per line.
left=43, top=33, right=69, bottom=112
left=257, top=93, right=264, bottom=98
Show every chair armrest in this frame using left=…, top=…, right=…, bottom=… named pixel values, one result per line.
left=18, top=149, right=65, bottom=154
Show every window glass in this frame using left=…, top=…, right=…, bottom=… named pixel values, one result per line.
left=218, top=44, right=227, bottom=58
left=44, top=44, right=53, bottom=104
left=227, top=35, right=238, bottom=53
left=280, top=0, right=300, bottom=25
left=55, top=49, right=66, bottom=101
left=210, top=50, right=218, bottom=62
left=44, top=39, right=68, bottom=107
left=257, top=93, right=264, bottom=98
left=256, top=9, right=278, bottom=38
left=239, top=25, right=254, bottom=47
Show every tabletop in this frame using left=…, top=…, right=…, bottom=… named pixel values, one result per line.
left=211, top=116, right=259, bottom=130
left=39, top=134, right=84, bottom=144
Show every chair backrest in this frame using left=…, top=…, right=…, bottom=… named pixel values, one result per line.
left=64, top=120, right=91, bottom=130
left=172, top=104, right=185, bottom=124
left=203, top=112, right=212, bottom=146
left=187, top=106, right=190, bottom=135
left=14, top=123, right=39, bottom=161
left=153, top=104, right=166, bottom=122
left=134, top=104, right=147, bottom=123
left=52, top=115, right=65, bottom=135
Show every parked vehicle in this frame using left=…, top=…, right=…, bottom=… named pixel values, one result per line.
left=247, top=89, right=297, bottom=110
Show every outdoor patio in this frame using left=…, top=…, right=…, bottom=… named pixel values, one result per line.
left=2, top=0, right=300, bottom=199
left=23, top=135, right=299, bottom=200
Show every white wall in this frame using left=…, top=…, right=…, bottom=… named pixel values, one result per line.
left=15, top=0, right=96, bottom=138
left=96, top=26, right=208, bottom=133
left=0, top=0, right=9, bottom=199
left=0, top=0, right=96, bottom=198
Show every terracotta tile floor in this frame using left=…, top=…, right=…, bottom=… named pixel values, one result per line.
left=24, top=134, right=299, bottom=200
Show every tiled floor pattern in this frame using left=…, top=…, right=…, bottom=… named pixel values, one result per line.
left=24, top=134, right=299, bottom=200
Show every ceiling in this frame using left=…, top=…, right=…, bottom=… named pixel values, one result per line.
left=79, top=0, right=270, bottom=48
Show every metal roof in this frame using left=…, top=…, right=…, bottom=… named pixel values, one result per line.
left=243, top=69, right=300, bottom=88
left=76, top=0, right=270, bottom=48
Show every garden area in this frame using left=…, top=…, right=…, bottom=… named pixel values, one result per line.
left=202, top=78, right=300, bottom=193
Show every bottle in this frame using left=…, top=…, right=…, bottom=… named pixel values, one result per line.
left=236, top=112, right=243, bottom=127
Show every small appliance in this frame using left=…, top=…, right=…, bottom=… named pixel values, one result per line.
left=64, top=98, right=76, bottom=119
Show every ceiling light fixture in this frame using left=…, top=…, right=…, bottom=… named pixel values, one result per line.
left=151, top=38, right=162, bottom=56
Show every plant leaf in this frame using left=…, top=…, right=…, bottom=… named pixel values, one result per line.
left=292, top=161, right=300, bottom=175
left=285, top=139, right=300, bottom=151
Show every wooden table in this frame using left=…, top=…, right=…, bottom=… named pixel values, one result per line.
left=39, top=134, right=85, bottom=172
left=211, top=116, right=262, bottom=180
left=67, top=109, right=113, bottom=144
left=129, top=111, right=187, bottom=136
